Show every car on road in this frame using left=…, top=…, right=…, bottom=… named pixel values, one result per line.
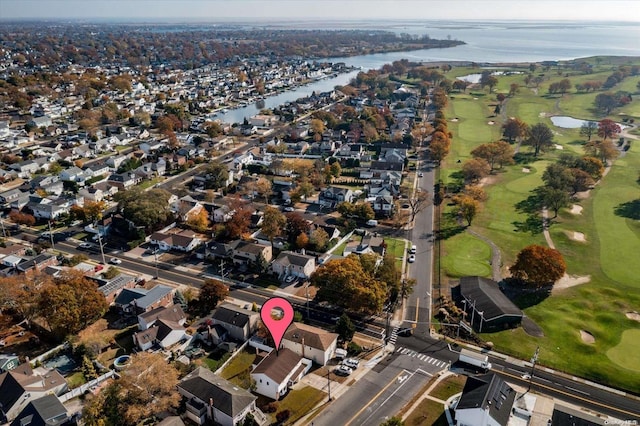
left=409, top=245, right=417, bottom=254
left=283, top=206, right=295, bottom=212
left=78, top=242, right=93, bottom=249
left=343, top=358, right=359, bottom=369
left=408, top=254, right=416, bottom=263
left=109, top=258, right=122, bottom=265
left=335, top=365, right=353, bottom=376
left=398, top=327, right=413, bottom=337
left=418, top=172, right=424, bottom=177
left=521, top=374, right=532, bottom=380
left=285, top=275, right=296, bottom=283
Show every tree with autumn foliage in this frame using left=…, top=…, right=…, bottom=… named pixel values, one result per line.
left=501, top=117, right=528, bottom=144
left=429, top=131, right=451, bottom=165
left=597, top=119, right=621, bottom=141
left=39, top=270, right=108, bottom=339
left=185, top=208, right=210, bottom=233
left=82, top=352, right=180, bottom=426
left=510, top=245, right=566, bottom=287
left=471, top=141, right=515, bottom=171
left=311, top=256, right=387, bottom=314
left=9, top=210, right=35, bottom=226
left=225, top=198, right=252, bottom=240
left=0, top=273, right=49, bottom=327
left=195, top=278, right=228, bottom=315
left=261, top=206, right=287, bottom=249
left=524, top=123, right=555, bottom=157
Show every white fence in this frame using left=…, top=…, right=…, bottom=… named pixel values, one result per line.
left=58, top=370, right=115, bottom=403
left=30, top=341, right=70, bottom=366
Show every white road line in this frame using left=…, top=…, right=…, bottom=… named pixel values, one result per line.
left=429, top=358, right=436, bottom=364
left=565, top=386, right=590, bottom=396
left=401, top=348, right=409, bottom=354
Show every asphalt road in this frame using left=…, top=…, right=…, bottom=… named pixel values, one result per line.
left=405, top=151, right=436, bottom=336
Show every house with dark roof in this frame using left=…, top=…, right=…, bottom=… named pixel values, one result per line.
left=211, top=304, right=259, bottom=341
left=113, top=284, right=174, bottom=314
left=454, top=373, right=516, bottom=426
left=281, top=323, right=338, bottom=366
left=251, top=348, right=312, bottom=400
left=9, top=394, right=69, bottom=426
left=551, top=405, right=606, bottom=426
left=231, top=240, right=272, bottom=266
left=320, top=186, right=354, bottom=209
left=91, top=273, right=136, bottom=305
left=0, top=355, right=20, bottom=373
left=148, top=231, right=201, bottom=252
left=459, top=276, right=524, bottom=332
left=271, top=251, right=316, bottom=280
left=16, top=253, right=58, bottom=273
left=0, top=363, right=67, bottom=423
left=178, top=367, right=265, bottom=426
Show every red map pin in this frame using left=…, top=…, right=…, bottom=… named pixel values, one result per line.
left=260, top=297, right=294, bottom=354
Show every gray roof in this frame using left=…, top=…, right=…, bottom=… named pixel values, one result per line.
left=460, top=276, right=523, bottom=321
left=211, top=304, right=257, bottom=328
left=93, top=273, right=136, bottom=297
left=10, top=394, right=68, bottom=426
left=274, top=251, right=314, bottom=268
left=135, top=285, right=173, bottom=310
left=456, top=373, right=516, bottom=426
left=179, top=367, right=256, bottom=418
left=252, top=348, right=301, bottom=384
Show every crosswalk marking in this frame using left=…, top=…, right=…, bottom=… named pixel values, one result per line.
left=395, top=347, right=449, bottom=370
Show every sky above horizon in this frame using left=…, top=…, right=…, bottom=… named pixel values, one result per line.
left=1, top=0, right=640, bottom=22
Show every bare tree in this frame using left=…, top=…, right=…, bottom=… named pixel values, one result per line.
left=408, top=190, right=430, bottom=222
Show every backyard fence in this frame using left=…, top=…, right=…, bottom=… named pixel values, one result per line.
left=58, top=370, right=115, bottom=403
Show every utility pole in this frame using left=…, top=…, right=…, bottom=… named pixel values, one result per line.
left=326, top=369, right=331, bottom=401
left=154, top=251, right=159, bottom=279
left=220, top=259, right=226, bottom=285
left=528, top=346, right=540, bottom=392
left=95, top=224, right=106, bottom=265
left=305, top=283, right=310, bottom=319
left=48, top=220, right=55, bottom=250
left=0, top=216, right=6, bottom=238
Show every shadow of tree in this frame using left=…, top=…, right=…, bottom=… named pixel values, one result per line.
left=513, top=152, right=536, bottom=164
left=515, top=192, right=543, bottom=215
left=512, top=215, right=544, bottom=235
left=501, top=278, right=552, bottom=309
left=437, top=211, right=466, bottom=240
left=614, top=199, right=640, bottom=220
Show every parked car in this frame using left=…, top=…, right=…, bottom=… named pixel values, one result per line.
left=408, top=254, right=416, bottom=263
left=409, top=245, right=417, bottom=254
left=365, top=219, right=378, bottom=227
left=418, top=172, right=424, bottom=177
left=78, top=242, right=92, bottom=249
left=109, top=257, right=122, bottom=265
left=335, top=365, right=353, bottom=376
left=285, top=275, right=296, bottom=283
left=343, top=358, right=360, bottom=369
left=283, top=206, right=295, bottom=212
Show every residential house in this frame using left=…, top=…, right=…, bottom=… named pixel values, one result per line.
left=178, top=367, right=263, bottom=426
left=138, top=305, right=187, bottom=331
left=251, top=348, right=312, bottom=400
left=16, top=253, right=58, bottom=273
left=106, top=155, right=128, bottom=170
left=211, top=303, right=259, bottom=341
left=203, top=241, right=234, bottom=261
left=281, top=323, right=338, bottom=366
left=133, top=319, right=187, bottom=351
left=0, top=355, right=19, bottom=373
left=320, top=186, right=354, bottom=208
left=9, top=394, right=69, bottom=426
left=176, top=195, right=203, bottom=221
left=148, top=231, right=201, bottom=252
left=28, top=115, right=53, bottom=128
left=213, top=205, right=234, bottom=223
left=454, top=374, right=516, bottom=426
left=113, top=284, right=174, bottom=314
left=0, top=363, right=67, bottom=424
left=249, top=114, right=276, bottom=127
left=0, top=189, right=24, bottom=205
left=372, top=195, right=394, bottom=216
left=107, top=172, right=141, bottom=190
left=91, top=273, right=137, bottom=305
left=86, top=163, right=110, bottom=178
left=78, top=187, right=104, bottom=203
left=231, top=240, right=272, bottom=266
left=343, top=234, right=387, bottom=258
left=9, top=161, right=40, bottom=178
left=271, top=251, right=316, bottom=280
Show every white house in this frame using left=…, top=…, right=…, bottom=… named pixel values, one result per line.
left=454, top=374, right=517, bottom=426
left=148, top=231, right=201, bottom=252
left=271, top=251, right=316, bottom=280
left=132, top=319, right=187, bottom=351
left=251, top=348, right=312, bottom=400
left=281, top=322, right=338, bottom=366
left=178, top=367, right=264, bottom=426
left=137, top=305, right=187, bottom=331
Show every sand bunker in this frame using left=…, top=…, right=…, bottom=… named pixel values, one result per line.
left=487, top=121, right=495, bottom=125
left=580, top=330, right=595, bottom=344
left=553, top=274, right=591, bottom=294
left=569, top=204, right=583, bottom=215
left=473, top=97, right=478, bottom=100
left=626, top=312, right=640, bottom=322
left=522, top=168, right=530, bottom=173
left=570, top=232, right=586, bottom=242
left=450, top=118, right=459, bottom=122
left=555, top=144, right=564, bottom=150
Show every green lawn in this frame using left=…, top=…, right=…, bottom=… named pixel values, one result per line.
left=404, top=399, right=448, bottom=426
left=429, top=375, right=466, bottom=401
left=442, top=232, right=491, bottom=278
left=440, top=59, right=640, bottom=392
left=385, top=237, right=407, bottom=259
left=220, top=350, right=256, bottom=385
left=277, top=386, right=326, bottom=425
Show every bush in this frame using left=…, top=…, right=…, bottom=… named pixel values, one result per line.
left=275, top=409, right=291, bottom=423
left=263, top=402, right=278, bottom=413
left=347, top=342, right=362, bottom=355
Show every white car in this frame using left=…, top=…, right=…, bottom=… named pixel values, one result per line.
left=78, top=242, right=92, bottom=249
left=418, top=172, right=424, bottom=177
left=285, top=275, right=296, bottom=283
left=284, top=206, right=295, bottom=212
left=409, top=245, right=417, bottom=254
left=408, top=254, right=416, bottom=263
left=343, top=358, right=360, bottom=369
left=109, top=258, right=122, bottom=265
left=335, top=365, right=353, bottom=376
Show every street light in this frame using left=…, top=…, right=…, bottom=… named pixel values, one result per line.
left=528, top=346, right=540, bottom=392
left=154, top=251, right=159, bottom=279
left=478, top=311, right=485, bottom=333
left=95, top=223, right=106, bottom=265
